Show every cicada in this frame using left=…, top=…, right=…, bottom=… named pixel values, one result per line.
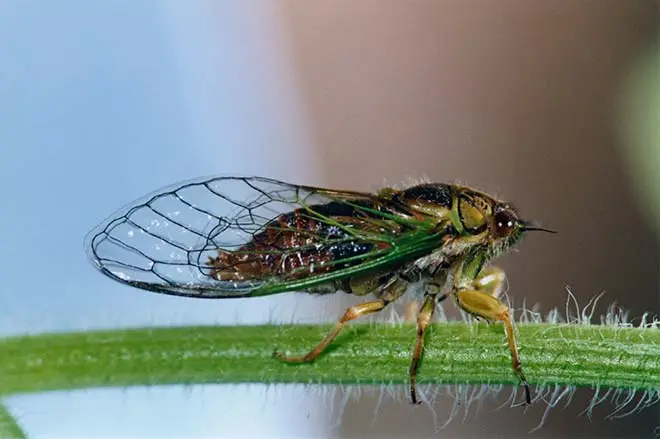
left=85, top=176, right=554, bottom=404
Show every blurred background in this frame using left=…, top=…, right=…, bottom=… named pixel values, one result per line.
left=1, top=1, right=658, bottom=437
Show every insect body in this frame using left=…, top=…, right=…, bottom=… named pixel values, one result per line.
left=85, top=176, right=553, bottom=404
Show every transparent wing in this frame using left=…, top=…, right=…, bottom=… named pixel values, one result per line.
left=85, top=176, right=442, bottom=298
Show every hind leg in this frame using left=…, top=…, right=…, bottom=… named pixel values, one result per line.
left=273, top=277, right=408, bottom=363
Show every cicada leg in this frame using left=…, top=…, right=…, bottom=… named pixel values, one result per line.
left=453, top=265, right=531, bottom=405
left=408, top=293, right=436, bottom=404
left=273, top=277, right=407, bottom=363
left=473, top=265, right=507, bottom=299
left=406, top=270, right=449, bottom=404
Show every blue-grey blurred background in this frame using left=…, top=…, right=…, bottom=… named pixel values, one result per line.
left=1, top=1, right=658, bottom=438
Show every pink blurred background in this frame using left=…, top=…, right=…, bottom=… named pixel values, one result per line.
left=276, top=2, right=659, bottom=437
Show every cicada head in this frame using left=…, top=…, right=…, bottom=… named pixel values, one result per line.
left=488, top=203, right=526, bottom=256
left=456, top=188, right=554, bottom=258
left=491, top=203, right=557, bottom=255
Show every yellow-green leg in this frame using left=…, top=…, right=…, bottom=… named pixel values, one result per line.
left=473, top=265, right=507, bottom=298
left=408, top=293, right=437, bottom=404
left=273, top=277, right=407, bottom=363
left=454, top=265, right=531, bottom=405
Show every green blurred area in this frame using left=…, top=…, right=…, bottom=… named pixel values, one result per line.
left=621, top=44, right=660, bottom=237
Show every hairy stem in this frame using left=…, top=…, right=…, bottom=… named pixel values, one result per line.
left=1, top=322, right=658, bottom=397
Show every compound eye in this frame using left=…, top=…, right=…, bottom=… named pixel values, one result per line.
left=494, top=210, right=517, bottom=237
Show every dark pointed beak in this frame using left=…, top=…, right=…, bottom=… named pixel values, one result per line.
left=522, top=220, right=556, bottom=234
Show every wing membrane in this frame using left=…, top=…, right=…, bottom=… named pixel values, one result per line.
left=85, top=176, right=444, bottom=298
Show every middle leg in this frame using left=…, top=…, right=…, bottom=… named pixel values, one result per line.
left=408, top=293, right=437, bottom=404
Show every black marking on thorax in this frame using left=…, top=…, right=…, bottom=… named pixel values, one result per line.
left=397, top=183, right=453, bottom=209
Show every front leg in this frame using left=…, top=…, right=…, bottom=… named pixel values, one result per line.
left=453, top=263, right=531, bottom=405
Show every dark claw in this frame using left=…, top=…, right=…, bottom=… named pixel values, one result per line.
left=523, top=382, right=532, bottom=405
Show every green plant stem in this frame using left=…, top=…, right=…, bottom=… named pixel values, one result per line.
left=0, top=403, right=27, bottom=439
left=0, top=323, right=658, bottom=397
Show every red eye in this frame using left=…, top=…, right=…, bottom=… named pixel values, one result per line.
left=494, top=210, right=517, bottom=236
